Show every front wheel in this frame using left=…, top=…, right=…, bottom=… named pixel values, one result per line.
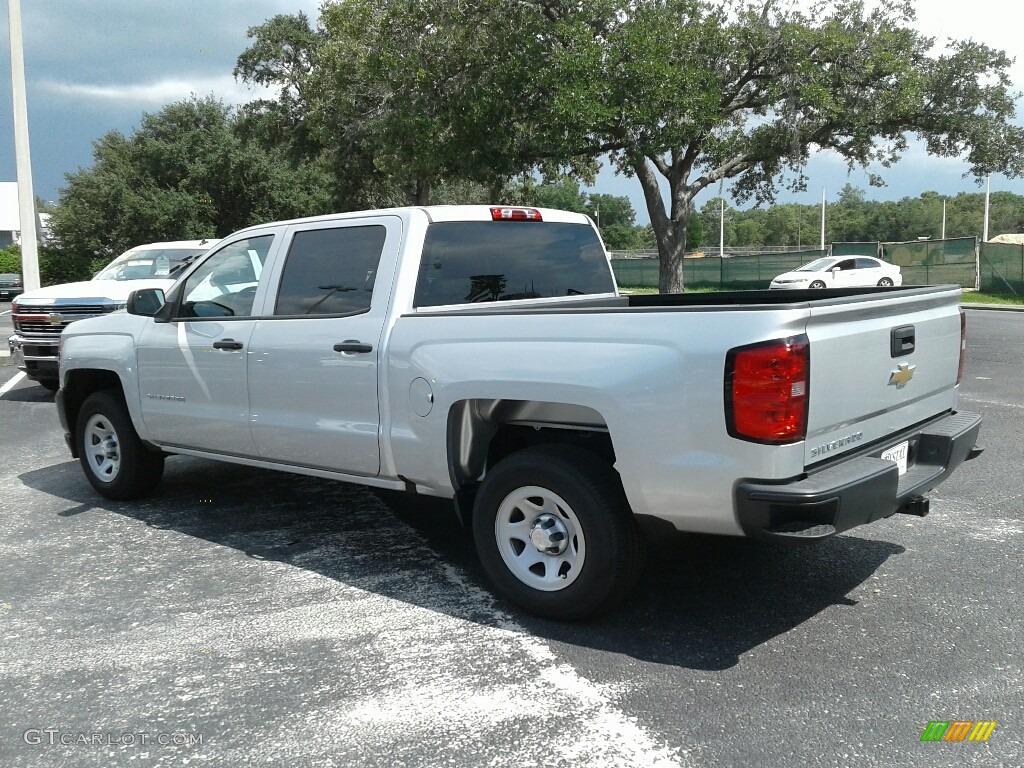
left=808, top=280, right=826, bottom=289
left=877, top=277, right=894, bottom=287
left=472, top=445, right=645, bottom=620
left=77, top=390, right=165, bottom=500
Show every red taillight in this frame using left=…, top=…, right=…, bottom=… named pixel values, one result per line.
left=957, top=309, right=967, bottom=385
left=725, top=336, right=809, bottom=444
left=489, top=206, right=543, bottom=221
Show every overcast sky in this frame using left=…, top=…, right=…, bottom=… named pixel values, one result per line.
left=2, top=0, right=1023, bottom=225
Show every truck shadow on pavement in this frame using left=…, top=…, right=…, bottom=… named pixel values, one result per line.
left=20, top=455, right=905, bottom=672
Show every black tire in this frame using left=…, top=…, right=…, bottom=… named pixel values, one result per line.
left=472, top=444, right=646, bottom=620
left=808, top=280, right=826, bottom=289
left=76, top=390, right=164, bottom=500
left=37, top=379, right=59, bottom=392
left=877, top=277, right=894, bottom=287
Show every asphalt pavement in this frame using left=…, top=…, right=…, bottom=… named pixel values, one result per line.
left=0, top=307, right=1020, bottom=768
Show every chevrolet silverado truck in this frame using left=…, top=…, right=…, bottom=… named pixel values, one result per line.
left=9, top=239, right=217, bottom=389
left=56, top=206, right=982, bottom=619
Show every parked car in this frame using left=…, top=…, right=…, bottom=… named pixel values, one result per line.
left=56, top=206, right=980, bottom=619
left=770, top=256, right=902, bottom=289
left=8, top=239, right=219, bottom=390
left=0, top=272, right=23, bottom=301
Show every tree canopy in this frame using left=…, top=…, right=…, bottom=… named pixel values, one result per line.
left=238, top=0, right=1024, bottom=291
left=50, top=96, right=333, bottom=263
left=698, top=185, right=1024, bottom=248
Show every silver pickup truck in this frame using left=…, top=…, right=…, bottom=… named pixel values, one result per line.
left=56, top=206, right=982, bottom=618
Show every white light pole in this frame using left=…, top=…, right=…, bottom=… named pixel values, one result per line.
left=941, top=199, right=946, bottom=240
left=982, top=174, right=991, bottom=242
left=819, top=188, right=826, bottom=251
left=7, top=0, right=40, bottom=290
left=718, top=178, right=725, bottom=257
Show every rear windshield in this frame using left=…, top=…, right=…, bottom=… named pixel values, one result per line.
left=414, top=222, right=614, bottom=307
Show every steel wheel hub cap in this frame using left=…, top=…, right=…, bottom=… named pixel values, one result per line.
left=494, top=486, right=586, bottom=592
left=84, top=414, right=121, bottom=482
left=529, top=513, right=569, bottom=554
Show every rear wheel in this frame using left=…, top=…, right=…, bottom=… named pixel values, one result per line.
left=472, top=445, right=645, bottom=620
left=36, top=378, right=59, bottom=392
left=77, top=390, right=164, bottom=500
left=808, top=280, right=826, bottom=289
left=877, top=277, right=894, bottom=287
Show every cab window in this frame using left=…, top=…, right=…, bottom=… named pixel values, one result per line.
left=274, top=226, right=386, bottom=316
left=178, top=236, right=273, bottom=318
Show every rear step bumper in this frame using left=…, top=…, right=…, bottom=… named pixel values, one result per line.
left=735, top=410, right=982, bottom=544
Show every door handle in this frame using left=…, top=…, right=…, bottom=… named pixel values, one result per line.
left=333, top=340, right=373, bottom=354
left=213, top=339, right=244, bottom=350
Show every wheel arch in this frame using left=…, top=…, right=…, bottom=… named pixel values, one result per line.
left=62, top=369, right=129, bottom=457
left=446, top=398, right=615, bottom=493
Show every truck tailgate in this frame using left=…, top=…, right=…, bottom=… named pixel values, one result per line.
left=803, top=287, right=962, bottom=467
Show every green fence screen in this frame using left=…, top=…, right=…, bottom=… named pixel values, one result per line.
left=882, top=237, right=977, bottom=289
left=832, top=242, right=880, bottom=256
left=610, top=238, right=1002, bottom=292
left=611, top=250, right=827, bottom=290
left=979, top=242, right=1024, bottom=296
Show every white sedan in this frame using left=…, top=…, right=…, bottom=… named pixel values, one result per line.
left=769, top=256, right=902, bottom=289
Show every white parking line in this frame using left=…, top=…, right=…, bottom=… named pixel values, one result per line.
left=0, top=371, right=26, bottom=395
left=0, top=309, right=11, bottom=315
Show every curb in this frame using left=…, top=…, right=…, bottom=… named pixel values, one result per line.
left=961, top=303, right=1024, bottom=312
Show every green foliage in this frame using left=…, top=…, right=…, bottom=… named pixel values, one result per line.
left=0, top=245, right=21, bottom=274
left=0, top=244, right=93, bottom=286
left=586, top=194, right=636, bottom=230
left=49, top=96, right=334, bottom=264
left=40, top=247, right=93, bottom=286
left=686, top=212, right=704, bottom=250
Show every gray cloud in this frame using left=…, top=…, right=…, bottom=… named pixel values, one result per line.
left=1, top=0, right=320, bottom=198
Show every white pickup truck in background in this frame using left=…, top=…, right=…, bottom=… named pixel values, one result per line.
left=56, top=206, right=982, bottom=619
left=9, top=239, right=218, bottom=389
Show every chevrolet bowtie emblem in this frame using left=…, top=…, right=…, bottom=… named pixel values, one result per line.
left=888, top=362, right=916, bottom=389
left=47, top=313, right=63, bottom=325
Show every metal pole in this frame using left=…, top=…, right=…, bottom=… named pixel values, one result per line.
left=7, top=0, right=40, bottom=290
left=982, top=174, right=990, bottom=242
left=941, top=200, right=946, bottom=240
left=718, top=178, right=724, bottom=258
left=819, top=188, right=826, bottom=251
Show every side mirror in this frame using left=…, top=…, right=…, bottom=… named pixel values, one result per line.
left=126, top=288, right=165, bottom=318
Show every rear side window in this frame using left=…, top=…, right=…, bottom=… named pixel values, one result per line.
left=275, top=226, right=387, bottom=316
left=414, top=222, right=613, bottom=307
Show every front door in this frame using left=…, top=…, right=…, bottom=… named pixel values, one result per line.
left=246, top=216, right=402, bottom=476
left=137, top=234, right=275, bottom=455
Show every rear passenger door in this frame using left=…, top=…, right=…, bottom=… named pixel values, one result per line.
left=855, top=257, right=882, bottom=285
left=246, top=216, right=403, bottom=476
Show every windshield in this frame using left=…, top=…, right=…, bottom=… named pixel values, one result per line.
left=795, top=258, right=838, bottom=272
left=93, top=247, right=209, bottom=281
